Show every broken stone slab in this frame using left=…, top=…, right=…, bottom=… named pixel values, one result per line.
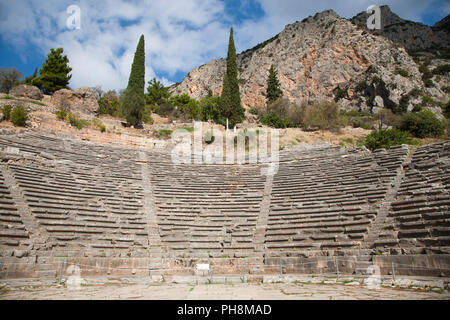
left=40, top=152, right=56, bottom=160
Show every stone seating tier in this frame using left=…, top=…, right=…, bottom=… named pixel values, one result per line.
left=0, top=132, right=448, bottom=278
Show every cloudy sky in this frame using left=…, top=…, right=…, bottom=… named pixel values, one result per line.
left=0, top=0, right=448, bottom=91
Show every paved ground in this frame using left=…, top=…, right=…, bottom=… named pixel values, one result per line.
left=1, top=277, right=449, bottom=300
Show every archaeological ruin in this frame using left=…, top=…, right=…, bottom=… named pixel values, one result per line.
left=0, top=129, right=448, bottom=280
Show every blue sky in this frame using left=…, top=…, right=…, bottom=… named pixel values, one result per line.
left=0, top=0, right=448, bottom=91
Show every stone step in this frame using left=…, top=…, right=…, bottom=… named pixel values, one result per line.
left=37, top=269, right=56, bottom=279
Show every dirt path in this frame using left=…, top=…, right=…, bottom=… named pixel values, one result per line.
left=1, top=281, right=448, bottom=300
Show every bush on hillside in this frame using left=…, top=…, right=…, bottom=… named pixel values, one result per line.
left=2, top=105, right=12, bottom=121
left=375, top=109, right=402, bottom=128
left=432, top=64, right=450, bottom=75
left=11, top=106, right=27, bottom=127
left=260, top=98, right=304, bottom=128
left=302, top=101, right=341, bottom=131
left=56, top=109, right=67, bottom=121
left=260, top=112, right=287, bottom=129
left=155, top=129, right=173, bottom=139
left=394, top=69, right=409, bottom=77
left=98, top=97, right=121, bottom=116
left=399, top=110, right=445, bottom=138
left=67, top=112, right=89, bottom=130
left=154, top=102, right=174, bottom=118
left=443, top=101, right=450, bottom=119
left=343, top=111, right=375, bottom=130
left=142, top=105, right=154, bottom=124
left=362, top=129, right=416, bottom=151
left=92, top=118, right=106, bottom=133
left=249, top=108, right=259, bottom=115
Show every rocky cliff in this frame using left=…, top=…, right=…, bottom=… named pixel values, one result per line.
left=170, top=8, right=449, bottom=114
left=351, top=5, right=450, bottom=51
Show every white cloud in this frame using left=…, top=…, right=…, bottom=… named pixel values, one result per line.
left=0, top=0, right=227, bottom=90
left=0, top=0, right=447, bottom=91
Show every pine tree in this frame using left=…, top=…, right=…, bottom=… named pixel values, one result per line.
left=145, top=78, right=169, bottom=106
left=266, top=65, right=282, bottom=105
left=23, top=68, right=38, bottom=85
left=218, top=27, right=244, bottom=128
left=122, top=35, right=146, bottom=127
left=32, top=48, right=72, bottom=94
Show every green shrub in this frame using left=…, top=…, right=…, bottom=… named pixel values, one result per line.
left=400, top=111, right=445, bottom=138
left=421, top=95, right=439, bottom=107
left=408, top=88, right=423, bottom=98
left=397, top=94, right=410, bottom=114
left=363, top=129, right=416, bottom=151
left=432, top=64, right=450, bottom=75
left=200, top=96, right=221, bottom=122
left=302, top=101, right=341, bottom=131
left=260, top=112, right=287, bottom=128
left=443, top=101, right=450, bottom=119
left=419, top=63, right=434, bottom=87
left=155, top=129, right=173, bottom=139
left=169, top=94, right=201, bottom=121
left=355, top=81, right=368, bottom=93
left=395, top=69, right=409, bottom=77
left=180, top=127, right=195, bottom=132
left=442, top=86, right=450, bottom=94
left=67, top=113, right=89, bottom=130
left=423, top=79, right=434, bottom=88
left=154, top=102, right=174, bottom=118
left=98, top=97, right=121, bottom=116
left=350, top=116, right=374, bottom=130
left=412, top=105, right=423, bottom=113
left=334, top=87, right=347, bottom=102
left=372, top=76, right=382, bottom=84
left=2, top=105, right=12, bottom=120
left=10, top=106, right=27, bottom=127
left=375, top=109, right=402, bottom=128
left=92, top=118, right=106, bottom=132
left=142, top=105, right=154, bottom=124
left=264, top=98, right=303, bottom=128
left=249, top=108, right=259, bottom=115
left=56, top=109, right=67, bottom=121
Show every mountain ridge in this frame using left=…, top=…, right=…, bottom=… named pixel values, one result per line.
left=169, top=6, right=449, bottom=115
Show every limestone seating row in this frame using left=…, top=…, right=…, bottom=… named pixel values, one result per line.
left=0, top=172, right=29, bottom=248
left=0, top=134, right=142, bottom=180
left=147, top=162, right=266, bottom=253
left=265, top=147, right=409, bottom=251
left=5, top=161, right=148, bottom=249
left=389, top=142, right=449, bottom=249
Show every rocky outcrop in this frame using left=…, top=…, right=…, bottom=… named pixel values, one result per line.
left=351, top=5, right=450, bottom=50
left=9, top=85, right=43, bottom=101
left=51, top=87, right=99, bottom=114
left=170, top=9, right=448, bottom=114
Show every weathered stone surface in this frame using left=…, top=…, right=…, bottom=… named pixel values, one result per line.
left=169, top=8, right=446, bottom=114
left=0, top=132, right=448, bottom=278
left=51, top=87, right=99, bottom=114
left=9, top=85, right=43, bottom=101
left=351, top=5, right=450, bottom=50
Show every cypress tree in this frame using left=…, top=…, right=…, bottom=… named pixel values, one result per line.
left=32, top=48, right=72, bottom=94
left=218, top=27, right=244, bottom=128
left=122, top=35, right=146, bottom=127
left=266, top=64, right=282, bottom=105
